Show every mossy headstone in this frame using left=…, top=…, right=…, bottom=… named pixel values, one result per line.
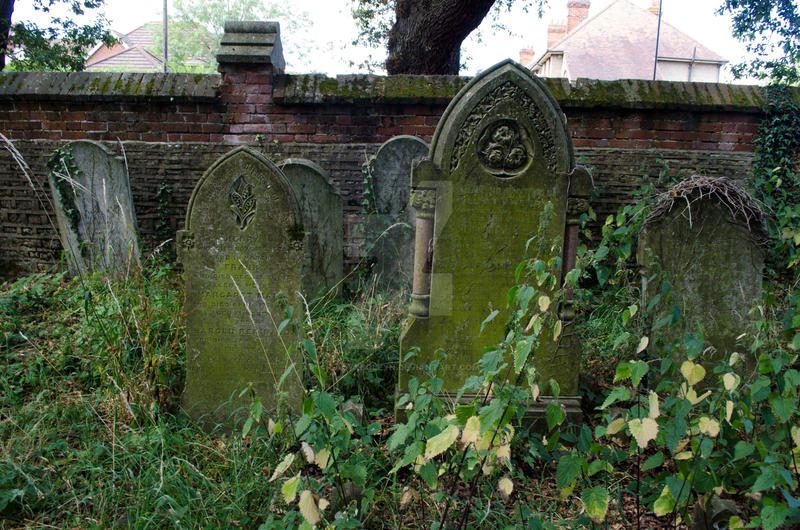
left=363, top=136, right=429, bottom=290
left=48, top=140, right=139, bottom=274
left=399, top=60, right=589, bottom=421
left=178, top=147, right=305, bottom=428
left=277, top=158, right=343, bottom=298
left=637, top=177, right=764, bottom=369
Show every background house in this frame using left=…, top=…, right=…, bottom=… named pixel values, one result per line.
left=524, top=0, right=727, bottom=82
left=86, top=23, right=164, bottom=71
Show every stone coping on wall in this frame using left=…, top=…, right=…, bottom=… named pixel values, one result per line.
left=1, top=70, right=798, bottom=112
left=0, top=72, right=220, bottom=102
left=275, top=74, right=776, bottom=112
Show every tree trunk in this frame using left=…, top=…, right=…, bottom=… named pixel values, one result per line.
left=0, top=0, right=13, bottom=71
left=386, top=0, right=496, bottom=75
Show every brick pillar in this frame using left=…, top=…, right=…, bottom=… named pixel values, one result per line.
left=216, top=21, right=285, bottom=144
left=567, top=0, right=590, bottom=32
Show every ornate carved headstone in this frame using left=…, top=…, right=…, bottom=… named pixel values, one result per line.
left=277, top=158, right=343, bottom=298
left=399, top=60, right=591, bottom=421
left=178, top=147, right=305, bottom=427
left=363, top=136, right=429, bottom=290
left=637, top=176, right=764, bottom=368
left=48, top=140, right=139, bottom=274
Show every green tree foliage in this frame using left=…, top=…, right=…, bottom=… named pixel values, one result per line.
left=1, top=0, right=115, bottom=71
left=149, top=0, right=311, bottom=73
left=718, top=0, right=800, bottom=83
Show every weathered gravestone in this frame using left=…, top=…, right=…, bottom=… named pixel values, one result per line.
left=178, top=147, right=305, bottom=427
left=637, top=176, right=764, bottom=369
left=363, top=136, right=429, bottom=290
left=48, top=140, right=140, bottom=274
left=277, top=158, right=343, bottom=298
left=399, top=60, right=591, bottom=421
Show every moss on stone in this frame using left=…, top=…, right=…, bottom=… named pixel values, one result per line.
left=99, top=75, right=112, bottom=94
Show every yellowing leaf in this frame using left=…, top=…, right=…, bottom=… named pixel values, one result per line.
left=531, top=383, right=540, bottom=401
left=559, top=482, right=574, bottom=500
left=680, top=361, right=706, bottom=385
left=538, top=295, right=551, bottom=312
left=792, top=426, right=800, bottom=449
left=674, top=438, right=689, bottom=453
left=653, top=485, right=676, bottom=516
left=729, top=352, right=742, bottom=366
left=553, top=320, right=562, bottom=341
left=298, top=490, right=320, bottom=526
left=698, top=416, right=720, bottom=438
left=318, top=497, right=329, bottom=512
left=524, top=314, right=539, bottom=334
left=461, top=416, right=481, bottom=445
left=281, top=475, right=300, bottom=503
left=494, top=443, right=511, bottom=461
left=301, top=442, right=315, bottom=464
left=269, top=453, right=295, bottom=482
left=606, top=417, right=627, bottom=435
left=628, top=417, right=658, bottom=449
left=498, top=476, right=514, bottom=501
left=400, top=487, right=418, bottom=508
left=675, top=451, right=693, bottom=460
left=726, top=401, right=734, bottom=423
left=268, top=418, right=276, bottom=436
left=315, top=448, right=331, bottom=470
left=648, top=391, right=660, bottom=419
left=424, top=424, right=459, bottom=460
left=476, top=431, right=493, bottom=452
left=636, top=336, right=649, bottom=354
left=723, top=373, right=739, bottom=391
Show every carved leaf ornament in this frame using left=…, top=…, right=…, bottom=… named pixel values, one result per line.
left=478, top=120, right=531, bottom=177
left=229, top=175, right=256, bottom=229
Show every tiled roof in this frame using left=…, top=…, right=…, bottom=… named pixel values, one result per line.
left=123, top=23, right=161, bottom=48
left=85, top=46, right=162, bottom=71
left=537, top=0, right=726, bottom=80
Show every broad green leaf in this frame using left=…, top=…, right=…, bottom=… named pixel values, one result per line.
left=614, top=363, right=632, bottom=382
left=282, top=475, right=300, bottom=503
left=298, top=490, right=320, bottom=526
left=498, top=476, right=514, bottom=501
left=270, top=453, right=295, bottom=482
left=769, top=394, right=794, bottom=423
left=760, top=505, right=790, bottom=530
left=514, top=339, right=533, bottom=374
left=642, top=451, right=664, bottom=471
left=636, top=336, right=649, bottom=354
left=461, top=416, right=480, bottom=445
left=556, top=453, right=582, bottom=489
left=582, top=486, right=609, bottom=524
left=752, top=467, right=782, bottom=492
left=313, top=391, right=337, bottom=422
left=698, top=416, right=719, bottom=437
left=587, top=459, right=613, bottom=476
left=648, top=391, right=660, bottom=418
left=601, top=387, right=630, bottom=410
left=424, top=424, right=459, bottom=460
left=733, top=441, right=754, bottom=461
left=418, top=461, right=438, bottom=488
left=630, top=360, right=649, bottom=387
left=455, top=404, right=475, bottom=424
left=680, top=360, right=706, bottom=385
left=653, top=486, right=675, bottom=516
left=629, top=418, right=658, bottom=449
left=546, top=401, right=565, bottom=431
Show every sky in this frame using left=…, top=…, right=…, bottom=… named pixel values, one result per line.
left=11, top=0, right=754, bottom=81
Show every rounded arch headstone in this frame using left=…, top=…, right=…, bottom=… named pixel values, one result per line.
left=177, top=146, right=305, bottom=427
left=399, top=60, right=588, bottom=422
left=277, top=158, right=343, bottom=298
left=363, top=135, right=429, bottom=291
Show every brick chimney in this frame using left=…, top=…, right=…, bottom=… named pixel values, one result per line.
left=519, top=46, right=536, bottom=66
left=547, top=22, right=567, bottom=48
left=648, top=0, right=661, bottom=15
left=567, top=0, right=591, bottom=32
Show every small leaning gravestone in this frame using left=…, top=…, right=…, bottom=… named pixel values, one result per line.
left=363, top=136, right=429, bottom=291
left=48, top=140, right=140, bottom=274
left=399, top=60, right=592, bottom=422
left=178, top=146, right=305, bottom=427
left=278, top=158, right=343, bottom=298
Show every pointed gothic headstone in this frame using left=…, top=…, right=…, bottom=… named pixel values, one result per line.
left=48, top=140, right=139, bottom=274
left=278, top=158, right=343, bottom=298
left=363, top=136, right=429, bottom=290
left=399, top=60, right=591, bottom=421
left=178, top=147, right=305, bottom=427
